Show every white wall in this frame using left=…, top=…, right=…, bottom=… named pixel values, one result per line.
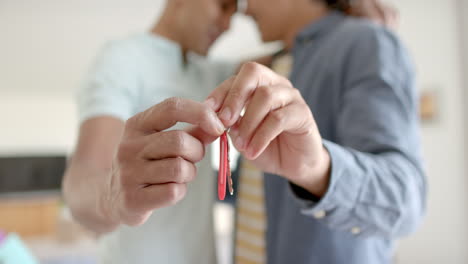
left=460, top=0, right=468, bottom=196
left=1, top=0, right=467, bottom=263
left=0, top=0, right=270, bottom=156
left=0, top=95, right=76, bottom=155
left=0, top=0, right=160, bottom=155
left=392, top=0, right=468, bottom=263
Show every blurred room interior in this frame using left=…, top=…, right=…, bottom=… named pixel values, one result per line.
left=0, top=0, right=467, bottom=263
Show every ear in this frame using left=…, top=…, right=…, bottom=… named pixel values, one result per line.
left=166, top=0, right=188, bottom=19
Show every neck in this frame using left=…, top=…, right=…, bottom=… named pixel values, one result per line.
left=283, top=3, right=330, bottom=50
left=150, top=6, right=188, bottom=64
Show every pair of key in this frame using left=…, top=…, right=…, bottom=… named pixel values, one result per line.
left=218, top=131, right=234, bottom=200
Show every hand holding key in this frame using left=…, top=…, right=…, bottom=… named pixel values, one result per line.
left=104, top=97, right=225, bottom=227
left=205, top=62, right=331, bottom=197
left=218, top=131, right=233, bottom=200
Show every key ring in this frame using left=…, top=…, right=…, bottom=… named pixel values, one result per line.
left=218, top=131, right=233, bottom=200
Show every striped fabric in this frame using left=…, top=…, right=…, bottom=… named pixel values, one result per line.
left=234, top=52, right=293, bottom=264
left=234, top=160, right=266, bottom=264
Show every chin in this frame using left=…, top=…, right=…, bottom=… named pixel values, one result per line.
left=191, top=45, right=210, bottom=57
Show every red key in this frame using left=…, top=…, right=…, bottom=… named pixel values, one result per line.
left=218, top=131, right=233, bottom=200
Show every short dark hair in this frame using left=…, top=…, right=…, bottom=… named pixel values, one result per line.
left=324, top=0, right=350, bottom=12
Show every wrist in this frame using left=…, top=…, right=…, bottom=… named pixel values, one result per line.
left=97, top=168, right=121, bottom=233
left=293, top=146, right=331, bottom=197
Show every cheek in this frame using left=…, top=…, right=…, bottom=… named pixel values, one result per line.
left=258, top=16, right=276, bottom=36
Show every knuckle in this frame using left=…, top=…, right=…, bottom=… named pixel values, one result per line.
left=116, top=141, right=134, bottom=163
left=118, top=165, right=134, bottom=187
left=164, top=97, right=183, bottom=115
left=165, top=184, right=186, bottom=205
left=117, top=137, right=145, bottom=162
left=199, top=106, right=214, bottom=125
left=193, top=146, right=205, bottom=163
left=299, top=101, right=312, bottom=114
left=126, top=214, right=146, bottom=227
left=229, top=89, right=243, bottom=99
left=172, top=158, right=196, bottom=183
left=168, top=130, right=186, bottom=154
left=170, top=157, right=185, bottom=179
left=123, top=114, right=145, bottom=137
left=125, top=114, right=139, bottom=130
left=292, top=87, right=302, bottom=98
left=257, top=85, right=274, bottom=101
left=271, top=110, right=286, bottom=125
left=242, top=61, right=262, bottom=74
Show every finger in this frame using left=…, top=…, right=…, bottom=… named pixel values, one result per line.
left=135, top=157, right=197, bottom=186
left=184, top=125, right=220, bottom=145
left=244, top=103, right=313, bottom=160
left=127, top=97, right=225, bottom=136
left=121, top=157, right=197, bottom=187
left=140, top=182, right=187, bottom=209
left=141, top=130, right=205, bottom=163
left=204, top=76, right=236, bottom=112
left=122, top=182, right=188, bottom=225
left=217, top=62, right=291, bottom=127
left=235, top=85, right=300, bottom=151
left=227, top=117, right=241, bottom=145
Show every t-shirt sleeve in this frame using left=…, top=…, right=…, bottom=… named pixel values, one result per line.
left=76, top=42, right=139, bottom=124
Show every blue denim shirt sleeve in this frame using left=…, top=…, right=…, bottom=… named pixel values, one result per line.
left=290, top=26, right=427, bottom=239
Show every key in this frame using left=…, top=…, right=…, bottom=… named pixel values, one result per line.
left=218, top=131, right=234, bottom=200
left=227, top=135, right=234, bottom=196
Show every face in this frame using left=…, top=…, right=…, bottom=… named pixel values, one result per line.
left=245, top=0, right=291, bottom=43
left=178, top=0, right=237, bottom=56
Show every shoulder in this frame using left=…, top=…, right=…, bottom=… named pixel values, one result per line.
left=335, top=18, right=406, bottom=56
left=95, top=34, right=153, bottom=63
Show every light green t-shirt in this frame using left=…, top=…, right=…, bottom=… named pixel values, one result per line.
left=77, top=33, right=237, bottom=264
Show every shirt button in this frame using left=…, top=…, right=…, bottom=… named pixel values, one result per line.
left=313, top=210, right=326, bottom=219
left=351, top=227, right=361, bottom=235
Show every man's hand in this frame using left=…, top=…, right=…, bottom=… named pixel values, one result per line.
left=350, top=0, right=399, bottom=30
left=205, top=62, right=331, bottom=197
left=105, top=97, right=225, bottom=227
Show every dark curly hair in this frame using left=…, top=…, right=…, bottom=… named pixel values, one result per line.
left=324, top=0, right=351, bottom=12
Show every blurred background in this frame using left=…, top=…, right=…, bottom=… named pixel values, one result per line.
left=0, top=0, right=467, bottom=263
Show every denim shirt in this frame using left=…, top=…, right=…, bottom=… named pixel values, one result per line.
left=263, top=12, right=426, bottom=264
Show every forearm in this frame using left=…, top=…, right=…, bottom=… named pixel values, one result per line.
left=291, top=141, right=426, bottom=239
left=62, top=159, right=119, bottom=235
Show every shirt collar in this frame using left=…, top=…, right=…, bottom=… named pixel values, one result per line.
left=144, top=33, right=185, bottom=69
left=295, top=11, right=346, bottom=45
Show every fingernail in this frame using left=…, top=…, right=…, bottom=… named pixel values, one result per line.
left=219, top=107, right=232, bottom=122
left=247, top=148, right=257, bottom=160
left=214, top=118, right=226, bottom=134
left=204, top=97, right=217, bottom=110
left=235, top=136, right=245, bottom=150
left=210, top=112, right=225, bottom=134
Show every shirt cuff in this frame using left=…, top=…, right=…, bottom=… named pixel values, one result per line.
left=288, top=140, right=367, bottom=234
